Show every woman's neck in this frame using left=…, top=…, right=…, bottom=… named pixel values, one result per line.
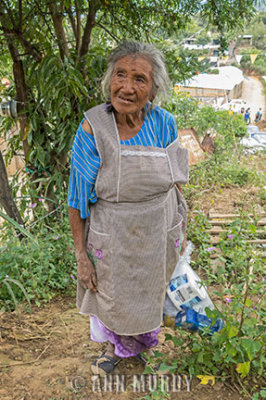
left=115, top=109, right=144, bottom=130
left=114, top=109, right=145, bottom=141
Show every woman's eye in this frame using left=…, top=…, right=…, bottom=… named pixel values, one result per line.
left=136, top=76, right=145, bottom=83
left=117, top=72, right=125, bottom=78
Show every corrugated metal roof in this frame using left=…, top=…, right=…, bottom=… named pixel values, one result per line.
left=179, top=66, right=244, bottom=91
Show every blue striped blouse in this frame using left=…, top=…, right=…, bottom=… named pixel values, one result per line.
left=68, top=105, right=178, bottom=219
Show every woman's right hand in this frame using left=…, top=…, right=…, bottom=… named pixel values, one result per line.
left=76, top=251, right=98, bottom=293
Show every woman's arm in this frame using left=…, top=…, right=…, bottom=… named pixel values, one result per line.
left=68, top=118, right=98, bottom=292
left=68, top=206, right=87, bottom=257
left=69, top=207, right=97, bottom=292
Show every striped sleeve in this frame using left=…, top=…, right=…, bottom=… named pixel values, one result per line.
left=67, top=120, right=100, bottom=219
left=68, top=155, right=80, bottom=210
left=146, top=106, right=178, bottom=148
left=166, top=113, right=178, bottom=146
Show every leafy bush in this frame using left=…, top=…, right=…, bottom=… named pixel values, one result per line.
left=183, top=156, right=261, bottom=209
left=0, top=211, right=76, bottom=310
left=221, top=164, right=254, bottom=186
left=147, top=214, right=265, bottom=399
left=166, top=91, right=247, bottom=141
left=240, top=52, right=266, bottom=76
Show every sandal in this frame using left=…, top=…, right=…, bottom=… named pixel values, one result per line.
left=91, top=351, right=121, bottom=376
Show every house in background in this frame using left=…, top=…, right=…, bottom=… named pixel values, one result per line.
left=239, top=34, right=253, bottom=47
left=176, top=66, right=244, bottom=106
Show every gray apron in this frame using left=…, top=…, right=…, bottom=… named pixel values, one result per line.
left=77, top=104, right=189, bottom=335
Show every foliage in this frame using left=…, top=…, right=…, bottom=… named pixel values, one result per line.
left=0, top=276, right=31, bottom=311
left=0, top=204, right=76, bottom=311
left=239, top=49, right=266, bottom=75
left=156, top=40, right=209, bottom=85
left=244, top=11, right=266, bottom=50
left=147, top=212, right=265, bottom=399
left=0, top=0, right=258, bottom=215
left=1, top=81, right=265, bottom=398
left=0, top=51, right=13, bottom=84
left=166, top=91, right=247, bottom=140
left=144, top=95, right=265, bottom=397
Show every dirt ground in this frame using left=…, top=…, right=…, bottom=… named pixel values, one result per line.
left=0, top=298, right=252, bottom=400
left=0, top=156, right=265, bottom=400
left=241, top=76, right=265, bottom=122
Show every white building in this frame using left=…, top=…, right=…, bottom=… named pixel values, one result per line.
left=176, top=66, right=244, bottom=104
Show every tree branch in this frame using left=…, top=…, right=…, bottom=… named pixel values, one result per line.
left=96, top=22, right=119, bottom=42
left=48, top=2, right=69, bottom=61
left=79, top=0, right=100, bottom=59
left=0, top=8, right=42, bottom=63
left=4, top=37, right=31, bottom=161
left=1, top=27, right=42, bottom=62
left=1, top=0, right=16, bottom=28
left=66, top=6, right=77, bottom=39
left=33, top=0, right=56, bottom=41
left=75, top=0, right=81, bottom=54
left=18, top=0, right=22, bottom=31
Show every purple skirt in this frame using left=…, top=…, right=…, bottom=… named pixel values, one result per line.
left=90, top=315, right=160, bottom=358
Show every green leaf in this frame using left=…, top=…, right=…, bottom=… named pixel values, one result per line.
left=245, top=298, right=252, bottom=307
left=248, top=224, right=256, bottom=234
left=227, top=324, right=238, bottom=339
left=158, top=363, right=176, bottom=373
left=241, top=339, right=261, bottom=361
left=164, top=333, right=183, bottom=347
left=225, top=342, right=237, bottom=357
left=0, top=210, right=34, bottom=240
left=2, top=280, right=18, bottom=308
left=4, top=278, right=31, bottom=309
left=236, top=361, right=250, bottom=378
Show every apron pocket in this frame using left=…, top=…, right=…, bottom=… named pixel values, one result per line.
left=166, top=219, right=183, bottom=283
left=86, top=227, right=113, bottom=298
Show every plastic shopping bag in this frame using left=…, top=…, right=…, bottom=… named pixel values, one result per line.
left=163, top=241, right=223, bottom=333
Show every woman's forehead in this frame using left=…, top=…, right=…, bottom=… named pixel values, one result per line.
left=113, top=55, right=153, bottom=74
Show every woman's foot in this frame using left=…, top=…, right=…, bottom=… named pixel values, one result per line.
left=105, top=342, right=120, bottom=360
left=91, top=343, right=121, bottom=376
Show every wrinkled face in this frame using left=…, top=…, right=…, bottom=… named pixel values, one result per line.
left=110, top=55, right=154, bottom=115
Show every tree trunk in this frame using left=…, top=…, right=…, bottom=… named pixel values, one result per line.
left=0, top=150, right=24, bottom=227
left=7, top=39, right=31, bottom=161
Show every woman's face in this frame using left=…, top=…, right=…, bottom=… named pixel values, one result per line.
left=110, top=55, right=154, bottom=115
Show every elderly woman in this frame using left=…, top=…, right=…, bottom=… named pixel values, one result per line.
left=68, top=41, right=188, bottom=375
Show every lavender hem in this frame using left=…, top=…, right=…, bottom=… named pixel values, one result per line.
left=90, top=315, right=160, bottom=358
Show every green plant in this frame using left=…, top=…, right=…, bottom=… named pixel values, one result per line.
left=0, top=276, right=31, bottom=311
left=257, top=186, right=266, bottom=205
left=186, top=209, right=213, bottom=276
left=166, top=91, right=247, bottom=142
left=0, top=206, right=76, bottom=310
left=149, top=214, right=265, bottom=398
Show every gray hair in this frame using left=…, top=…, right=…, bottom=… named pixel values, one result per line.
left=102, top=41, right=170, bottom=101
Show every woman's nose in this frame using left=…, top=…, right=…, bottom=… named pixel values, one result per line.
left=121, top=78, right=135, bottom=93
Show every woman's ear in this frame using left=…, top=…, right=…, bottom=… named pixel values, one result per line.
left=149, top=86, right=158, bottom=102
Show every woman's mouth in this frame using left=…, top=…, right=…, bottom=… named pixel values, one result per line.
left=118, top=96, right=134, bottom=104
